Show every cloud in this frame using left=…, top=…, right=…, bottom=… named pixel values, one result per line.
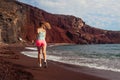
left=37, top=0, right=66, bottom=8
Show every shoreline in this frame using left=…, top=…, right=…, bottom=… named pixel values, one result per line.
left=47, top=43, right=75, bottom=47
left=22, top=44, right=120, bottom=80
left=0, top=44, right=120, bottom=80
left=24, top=44, right=120, bottom=73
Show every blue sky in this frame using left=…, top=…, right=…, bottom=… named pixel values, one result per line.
left=17, top=0, right=120, bottom=31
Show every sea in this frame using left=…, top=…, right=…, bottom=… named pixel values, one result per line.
left=21, top=44, right=120, bottom=72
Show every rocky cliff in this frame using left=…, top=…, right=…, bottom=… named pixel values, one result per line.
left=0, top=0, right=120, bottom=44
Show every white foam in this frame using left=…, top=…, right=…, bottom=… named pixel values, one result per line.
left=59, top=57, right=120, bottom=72
left=21, top=47, right=120, bottom=73
left=25, top=47, right=37, bottom=51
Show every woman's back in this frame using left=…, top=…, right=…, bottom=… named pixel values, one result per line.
left=37, top=28, right=46, bottom=40
left=37, top=31, right=46, bottom=40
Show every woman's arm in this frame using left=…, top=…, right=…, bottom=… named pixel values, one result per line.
left=32, top=28, right=39, bottom=45
left=37, top=28, right=39, bottom=34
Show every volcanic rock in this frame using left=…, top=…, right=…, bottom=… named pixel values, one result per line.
left=0, top=0, right=120, bottom=44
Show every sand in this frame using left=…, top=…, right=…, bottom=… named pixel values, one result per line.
left=0, top=43, right=118, bottom=80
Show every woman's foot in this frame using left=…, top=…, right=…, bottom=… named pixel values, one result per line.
left=43, top=62, right=47, bottom=68
left=39, top=63, right=42, bottom=68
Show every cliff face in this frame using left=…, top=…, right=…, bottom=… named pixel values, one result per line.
left=0, top=0, right=120, bottom=44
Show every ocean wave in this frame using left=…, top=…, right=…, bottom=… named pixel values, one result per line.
left=21, top=45, right=120, bottom=72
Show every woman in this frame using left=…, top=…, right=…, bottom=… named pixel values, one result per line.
left=36, top=21, right=51, bottom=68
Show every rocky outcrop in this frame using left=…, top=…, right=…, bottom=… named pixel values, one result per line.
left=0, top=0, right=120, bottom=44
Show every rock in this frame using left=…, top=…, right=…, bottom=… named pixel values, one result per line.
left=0, top=0, right=120, bottom=44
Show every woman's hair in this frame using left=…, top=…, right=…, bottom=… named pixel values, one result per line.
left=38, top=21, right=51, bottom=29
left=38, top=22, right=43, bottom=28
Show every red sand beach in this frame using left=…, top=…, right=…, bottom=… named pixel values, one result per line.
left=0, top=43, right=119, bottom=80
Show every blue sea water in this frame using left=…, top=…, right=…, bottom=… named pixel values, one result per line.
left=21, top=44, right=120, bottom=72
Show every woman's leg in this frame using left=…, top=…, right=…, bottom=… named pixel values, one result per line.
left=42, top=45, right=47, bottom=62
left=37, top=47, right=42, bottom=67
left=42, top=45, right=47, bottom=68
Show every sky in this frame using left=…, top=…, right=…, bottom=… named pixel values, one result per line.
left=17, top=0, right=120, bottom=31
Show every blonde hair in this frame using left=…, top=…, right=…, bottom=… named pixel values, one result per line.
left=41, top=24, right=46, bottom=29
left=39, top=21, right=51, bottom=29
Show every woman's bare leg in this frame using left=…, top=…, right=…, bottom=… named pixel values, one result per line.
left=37, top=47, right=42, bottom=67
left=42, top=45, right=47, bottom=62
left=42, top=45, right=47, bottom=68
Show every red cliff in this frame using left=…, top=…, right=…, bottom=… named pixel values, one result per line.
left=0, top=0, right=120, bottom=44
